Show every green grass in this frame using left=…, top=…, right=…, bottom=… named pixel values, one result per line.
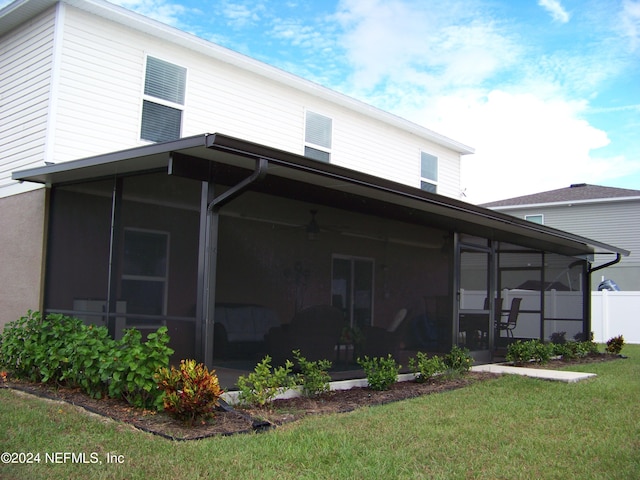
left=1, top=345, right=639, bottom=479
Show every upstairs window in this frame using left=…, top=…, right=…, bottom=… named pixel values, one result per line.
left=525, top=214, right=544, bottom=224
left=304, top=110, right=332, bottom=162
left=141, top=56, right=186, bottom=142
left=420, top=151, right=438, bottom=193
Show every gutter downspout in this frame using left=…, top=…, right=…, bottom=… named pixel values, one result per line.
left=588, top=253, right=622, bottom=274
left=201, top=157, right=268, bottom=366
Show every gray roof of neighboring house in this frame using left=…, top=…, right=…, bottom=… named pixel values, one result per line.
left=481, top=183, right=640, bottom=208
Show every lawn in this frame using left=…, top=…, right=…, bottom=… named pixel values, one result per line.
left=1, top=345, right=638, bottom=480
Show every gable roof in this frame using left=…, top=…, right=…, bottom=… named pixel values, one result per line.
left=481, top=183, right=640, bottom=209
left=0, top=0, right=473, bottom=155
left=12, top=133, right=630, bottom=258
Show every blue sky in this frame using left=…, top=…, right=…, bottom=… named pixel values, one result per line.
left=4, top=0, right=640, bottom=203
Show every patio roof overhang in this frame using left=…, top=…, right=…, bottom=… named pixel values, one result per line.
left=12, top=133, right=630, bottom=260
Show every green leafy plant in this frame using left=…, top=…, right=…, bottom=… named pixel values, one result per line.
left=108, top=327, right=174, bottom=409
left=0, top=311, right=173, bottom=409
left=357, top=355, right=400, bottom=391
left=506, top=340, right=534, bottom=366
left=551, top=339, right=599, bottom=360
left=606, top=335, right=625, bottom=355
left=155, top=359, right=224, bottom=425
left=551, top=341, right=575, bottom=359
left=444, top=345, right=473, bottom=373
left=506, top=340, right=553, bottom=365
left=236, top=355, right=296, bottom=407
left=292, top=350, right=332, bottom=397
left=409, top=352, right=445, bottom=383
left=531, top=340, right=553, bottom=364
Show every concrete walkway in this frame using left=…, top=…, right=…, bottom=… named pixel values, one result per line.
left=472, top=363, right=597, bottom=383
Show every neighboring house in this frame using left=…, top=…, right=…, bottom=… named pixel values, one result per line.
left=482, top=184, right=639, bottom=291
left=0, top=0, right=629, bottom=380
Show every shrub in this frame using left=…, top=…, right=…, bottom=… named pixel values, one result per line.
left=0, top=311, right=173, bottom=409
left=155, top=359, right=223, bottom=425
left=0, top=310, right=74, bottom=383
left=606, top=335, right=625, bottom=355
left=108, top=327, right=174, bottom=409
left=506, top=340, right=534, bottom=366
left=357, top=355, right=400, bottom=391
left=292, top=350, right=332, bottom=397
left=551, top=341, right=575, bottom=359
left=443, top=345, right=473, bottom=373
left=409, top=352, right=445, bottom=383
left=582, top=339, right=600, bottom=355
left=507, top=340, right=553, bottom=365
left=531, top=340, right=553, bottom=364
left=550, top=331, right=567, bottom=344
left=236, top=356, right=296, bottom=407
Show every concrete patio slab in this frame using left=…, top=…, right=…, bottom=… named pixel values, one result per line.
left=471, top=364, right=597, bottom=383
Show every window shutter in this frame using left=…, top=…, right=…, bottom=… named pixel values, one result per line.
left=305, top=111, right=332, bottom=148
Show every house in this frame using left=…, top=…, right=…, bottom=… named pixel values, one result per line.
left=0, top=0, right=629, bottom=382
left=482, top=184, right=639, bottom=291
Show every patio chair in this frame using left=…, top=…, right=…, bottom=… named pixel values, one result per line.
left=497, top=297, right=522, bottom=338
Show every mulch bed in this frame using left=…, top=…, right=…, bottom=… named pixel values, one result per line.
left=1, top=353, right=622, bottom=441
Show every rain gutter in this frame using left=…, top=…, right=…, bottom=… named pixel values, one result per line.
left=207, top=157, right=268, bottom=212
left=589, top=253, right=622, bottom=274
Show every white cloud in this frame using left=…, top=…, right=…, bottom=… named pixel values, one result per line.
left=538, top=0, right=571, bottom=23
left=427, top=90, right=620, bottom=203
left=334, top=0, right=519, bottom=92
left=327, top=0, right=640, bottom=204
left=621, top=0, right=640, bottom=51
left=219, top=1, right=265, bottom=29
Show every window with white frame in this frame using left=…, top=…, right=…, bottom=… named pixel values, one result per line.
left=525, top=214, right=544, bottom=224
left=420, top=151, right=438, bottom=193
left=304, top=110, right=332, bottom=162
left=141, top=56, right=186, bottom=143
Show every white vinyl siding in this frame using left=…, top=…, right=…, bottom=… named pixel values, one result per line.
left=52, top=7, right=144, bottom=161
left=0, top=8, right=56, bottom=195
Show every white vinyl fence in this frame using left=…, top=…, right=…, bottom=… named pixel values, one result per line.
left=591, top=291, right=640, bottom=344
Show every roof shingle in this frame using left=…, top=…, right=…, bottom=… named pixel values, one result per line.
left=481, top=184, right=640, bottom=208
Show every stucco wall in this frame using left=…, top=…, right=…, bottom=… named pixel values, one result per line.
left=0, top=188, right=47, bottom=329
